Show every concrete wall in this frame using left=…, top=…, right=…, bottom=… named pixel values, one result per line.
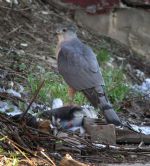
left=75, top=8, right=150, bottom=59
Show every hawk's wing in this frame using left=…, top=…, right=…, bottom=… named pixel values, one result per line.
left=57, top=39, right=105, bottom=91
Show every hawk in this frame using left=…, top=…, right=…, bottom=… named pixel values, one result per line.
left=56, top=24, right=121, bottom=126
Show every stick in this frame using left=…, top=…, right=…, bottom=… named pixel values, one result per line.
left=2, top=25, right=22, bottom=38
left=40, top=150, right=56, bottom=166
left=0, top=133, right=35, bottom=165
left=20, top=79, right=45, bottom=120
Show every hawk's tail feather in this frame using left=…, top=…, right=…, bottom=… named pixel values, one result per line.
left=82, top=88, right=122, bottom=126
left=82, top=88, right=99, bottom=108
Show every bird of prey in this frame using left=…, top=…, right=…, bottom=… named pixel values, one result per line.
left=56, top=24, right=121, bottom=126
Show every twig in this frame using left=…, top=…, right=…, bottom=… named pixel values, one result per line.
left=0, top=132, right=36, bottom=156
left=0, top=113, right=82, bottom=151
left=60, top=128, right=96, bottom=150
left=2, top=25, right=22, bottom=38
left=40, top=150, right=56, bottom=166
left=0, top=6, right=31, bottom=11
left=114, top=92, right=150, bottom=109
left=9, top=142, right=34, bottom=165
left=20, top=79, right=45, bottom=120
left=0, top=92, right=25, bottom=104
left=93, top=143, right=150, bottom=152
left=0, top=64, right=27, bottom=79
left=1, top=134, right=35, bottom=166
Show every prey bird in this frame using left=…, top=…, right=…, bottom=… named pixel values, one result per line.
left=56, top=24, right=121, bottom=126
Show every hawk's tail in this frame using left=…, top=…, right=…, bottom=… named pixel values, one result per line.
left=82, top=87, right=122, bottom=126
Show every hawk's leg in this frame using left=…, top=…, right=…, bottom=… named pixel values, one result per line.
left=68, top=87, right=76, bottom=104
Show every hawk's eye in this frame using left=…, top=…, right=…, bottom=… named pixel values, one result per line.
left=62, top=28, right=67, bottom=32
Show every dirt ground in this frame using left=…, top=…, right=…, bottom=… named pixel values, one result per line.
left=0, top=1, right=150, bottom=165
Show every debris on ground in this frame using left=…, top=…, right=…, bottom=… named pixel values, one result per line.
left=0, top=0, right=150, bottom=165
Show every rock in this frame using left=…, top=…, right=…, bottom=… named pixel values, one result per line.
left=20, top=43, right=28, bottom=47
left=38, top=119, right=51, bottom=132
left=84, top=118, right=116, bottom=144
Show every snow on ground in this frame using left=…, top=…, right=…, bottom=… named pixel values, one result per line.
left=133, top=78, right=150, bottom=98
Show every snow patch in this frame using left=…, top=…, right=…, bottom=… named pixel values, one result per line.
left=133, top=78, right=150, bottom=98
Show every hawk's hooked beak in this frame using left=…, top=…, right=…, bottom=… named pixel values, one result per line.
left=54, top=30, right=61, bottom=37
left=55, top=29, right=63, bottom=35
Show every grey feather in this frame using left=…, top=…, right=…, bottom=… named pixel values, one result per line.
left=82, top=87, right=121, bottom=126
left=57, top=37, right=121, bottom=126
left=58, top=38, right=105, bottom=91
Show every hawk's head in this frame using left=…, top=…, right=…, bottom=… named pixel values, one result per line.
left=56, top=24, right=77, bottom=43
left=56, top=24, right=77, bottom=34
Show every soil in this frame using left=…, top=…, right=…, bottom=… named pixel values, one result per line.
left=0, top=1, right=150, bottom=165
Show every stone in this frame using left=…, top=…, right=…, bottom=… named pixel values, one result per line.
left=83, top=118, right=116, bottom=145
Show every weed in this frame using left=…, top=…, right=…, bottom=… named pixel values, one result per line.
left=96, top=48, right=130, bottom=110
left=103, top=67, right=130, bottom=108
left=26, top=71, right=86, bottom=105
left=0, top=136, right=19, bottom=166
left=97, top=48, right=110, bottom=63
left=18, top=63, right=26, bottom=71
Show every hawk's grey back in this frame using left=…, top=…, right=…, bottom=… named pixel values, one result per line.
left=57, top=38, right=105, bottom=91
